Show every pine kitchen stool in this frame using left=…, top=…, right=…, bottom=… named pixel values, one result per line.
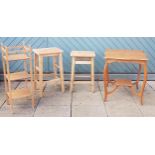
left=103, top=49, right=148, bottom=105
left=1, top=45, right=35, bottom=113
left=70, top=51, right=95, bottom=92
left=33, top=48, right=65, bottom=97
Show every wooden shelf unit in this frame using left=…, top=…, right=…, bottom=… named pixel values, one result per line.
left=1, top=45, right=35, bottom=113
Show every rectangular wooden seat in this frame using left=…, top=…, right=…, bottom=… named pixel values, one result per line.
left=105, top=49, right=148, bottom=61
left=33, top=48, right=63, bottom=56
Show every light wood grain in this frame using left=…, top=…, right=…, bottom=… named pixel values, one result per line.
left=70, top=51, right=96, bottom=93
left=33, top=48, right=65, bottom=96
left=71, top=51, right=96, bottom=57
left=1, top=46, right=35, bottom=113
left=104, top=49, right=148, bottom=105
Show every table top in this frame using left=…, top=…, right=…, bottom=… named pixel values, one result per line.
left=71, top=51, right=96, bottom=57
left=105, top=49, right=148, bottom=61
left=33, top=48, right=63, bottom=56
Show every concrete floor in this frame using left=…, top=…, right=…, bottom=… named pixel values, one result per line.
left=0, top=81, right=155, bottom=117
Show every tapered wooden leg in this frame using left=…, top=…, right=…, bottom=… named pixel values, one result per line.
left=103, top=62, right=108, bottom=102
left=39, top=56, right=43, bottom=97
left=138, top=63, right=147, bottom=105
left=59, top=54, right=65, bottom=92
left=136, top=64, right=142, bottom=89
left=91, top=58, right=95, bottom=92
left=70, top=57, right=75, bottom=93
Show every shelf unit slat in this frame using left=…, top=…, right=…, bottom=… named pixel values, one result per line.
left=7, top=88, right=31, bottom=99
left=5, top=71, right=29, bottom=81
left=3, top=54, right=30, bottom=61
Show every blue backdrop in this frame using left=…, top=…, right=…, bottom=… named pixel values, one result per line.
left=0, top=37, right=155, bottom=74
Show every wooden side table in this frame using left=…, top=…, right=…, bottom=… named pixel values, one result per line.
left=103, top=49, right=148, bottom=105
left=70, top=51, right=96, bottom=92
left=33, top=48, right=65, bottom=97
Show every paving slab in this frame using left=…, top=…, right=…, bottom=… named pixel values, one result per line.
left=132, top=82, right=155, bottom=116
left=0, top=99, right=34, bottom=117
left=72, top=105, right=107, bottom=117
left=34, top=105, right=70, bottom=117
left=72, top=81, right=98, bottom=92
left=98, top=81, right=142, bottom=117
left=0, top=81, right=20, bottom=108
left=72, top=81, right=103, bottom=105
left=0, top=80, right=155, bottom=117
left=71, top=81, right=107, bottom=116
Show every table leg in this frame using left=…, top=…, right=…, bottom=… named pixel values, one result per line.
left=138, top=63, right=147, bottom=105
left=103, top=62, right=109, bottom=102
left=136, top=64, right=142, bottom=89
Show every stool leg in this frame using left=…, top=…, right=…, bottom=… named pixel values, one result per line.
left=91, top=58, right=95, bottom=92
left=53, top=56, right=57, bottom=79
left=30, top=55, right=35, bottom=109
left=34, top=54, right=38, bottom=90
left=70, top=57, right=75, bottom=93
left=59, top=53, right=65, bottom=92
left=39, top=56, right=43, bottom=97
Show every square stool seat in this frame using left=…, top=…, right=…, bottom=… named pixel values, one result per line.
left=71, top=51, right=96, bottom=58
left=34, top=48, right=62, bottom=56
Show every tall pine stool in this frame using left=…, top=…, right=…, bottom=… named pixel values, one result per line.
left=33, top=48, right=65, bottom=97
left=70, top=51, right=95, bottom=93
